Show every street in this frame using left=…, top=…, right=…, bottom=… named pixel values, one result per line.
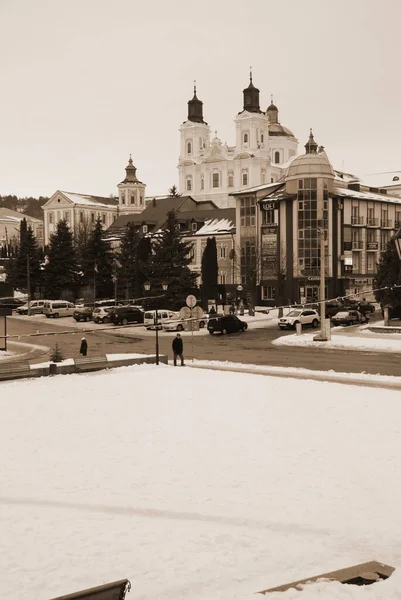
left=5, top=312, right=401, bottom=377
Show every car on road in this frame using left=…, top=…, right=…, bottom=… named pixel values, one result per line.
left=162, top=315, right=208, bottom=332
left=110, top=306, right=144, bottom=326
left=278, top=309, right=320, bottom=330
left=207, top=315, right=248, bottom=335
left=43, top=300, right=75, bottom=318
left=0, top=297, right=25, bottom=310
left=331, top=310, right=369, bottom=326
left=92, top=306, right=112, bottom=324
left=357, top=301, right=375, bottom=315
left=73, top=307, right=93, bottom=322
left=144, top=310, right=178, bottom=329
left=16, top=300, right=47, bottom=315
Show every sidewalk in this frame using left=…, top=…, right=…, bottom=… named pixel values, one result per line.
left=187, top=359, right=401, bottom=391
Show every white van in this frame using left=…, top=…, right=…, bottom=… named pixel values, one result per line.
left=16, top=300, right=47, bottom=315
left=43, top=300, right=75, bottom=318
left=144, top=309, right=178, bottom=330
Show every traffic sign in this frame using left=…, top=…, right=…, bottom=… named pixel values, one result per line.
left=186, top=294, right=197, bottom=308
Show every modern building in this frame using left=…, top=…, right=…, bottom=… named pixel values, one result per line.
left=105, top=195, right=236, bottom=286
left=0, top=207, right=44, bottom=250
left=231, top=131, right=401, bottom=306
left=42, top=157, right=146, bottom=245
left=178, top=73, right=298, bottom=209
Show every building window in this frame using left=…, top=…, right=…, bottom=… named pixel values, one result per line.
left=191, top=222, right=197, bottom=232
left=220, top=246, right=226, bottom=259
left=242, top=172, right=248, bottom=186
left=367, top=253, right=376, bottom=272
left=130, top=192, right=135, bottom=205
left=186, top=177, right=192, bottom=191
left=49, top=212, right=54, bottom=224
left=219, top=273, right=227, bottom=285
left=262, top=209, right=275, bottom=225
left=260, top=133, right=264, bottom=143
left=212, top=173, right=220, bottom=188
left=262, top=286, right=275, bottom=300
left=102, top=213, right=106, bottom=224
left=79, top=211, right=84, bottom=223
left=297, top=178, right=327, bottom=275
left=240, top=196, right=256, bottom=227
left=228, top=174, right=234, bottom=187
left=200, top=175, right=204, bottom=190
left=274, top=151, right=280, bottom=164
left=63, top=211, right=70, bottom=223
left=243, top=133, right=248, bottom=144
left=91, top=213, right=95, bottom=223
left=140, top=195, right=143, bottom=205
left=143, top=225, right=148, bottom=234
left=121, top=193, right=125, bottom=205
left=187, top=141, right=192, bottom=155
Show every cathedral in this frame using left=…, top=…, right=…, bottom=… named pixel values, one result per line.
left=178, top=72, right=298, bottom=208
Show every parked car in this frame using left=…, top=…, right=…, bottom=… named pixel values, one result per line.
left=110, top=306, right=144, bottom=326
left=357, top=301, right=375, bottom=315
left=92, top=307, right=112, bottom=324
left=0, top=297, right=24, bottom=310
left=16, top=300, right=47, bottom=315
left=43, top=300, right=75, bottom=318
left=162, top=315, right=208, bottom=332
left=207, top=315, right=248, bottom=335
left=324, top=300, right=344, bottom=318
left=144, top=309, right=178, bottom=329
left=73, top=306, right=93, bottom=322
left=278, top=309, right=320, bottom=330
left=331, top=310, right=368, bottom=326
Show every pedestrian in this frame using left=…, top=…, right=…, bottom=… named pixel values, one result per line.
left=80, top=337, right=88, bottom=357
left=172, top=333, right=184, bottom=366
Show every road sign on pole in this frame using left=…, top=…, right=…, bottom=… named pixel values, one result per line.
left=186, top=295, right=197, bottom=308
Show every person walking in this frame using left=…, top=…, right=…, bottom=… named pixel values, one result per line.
left=80, top=337, right=88, bottom=357
left=172, top=333, right=184, bottom=366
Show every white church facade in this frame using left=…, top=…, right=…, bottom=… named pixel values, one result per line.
left=178, top=73, right=299, bottom=208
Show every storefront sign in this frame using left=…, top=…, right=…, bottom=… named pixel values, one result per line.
left=262, top=229, right=278, bottom=277
left=367, top=242, right=378, bottom=250
left=261, top=200, right=276, bottom=211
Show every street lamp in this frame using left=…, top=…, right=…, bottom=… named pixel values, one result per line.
left=144, top=281, right=168, bottom=365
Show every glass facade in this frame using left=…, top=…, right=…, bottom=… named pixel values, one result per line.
left=297, top=178, right=328, bottom=275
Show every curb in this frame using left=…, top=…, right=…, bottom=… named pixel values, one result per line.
left=186, top=362, right=401, bottom=391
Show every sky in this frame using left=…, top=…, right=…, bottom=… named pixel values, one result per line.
left=0, top=0, right=400, bottom=198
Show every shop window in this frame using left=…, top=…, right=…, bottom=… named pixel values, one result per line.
left=262, top=286, right=275, bottom=300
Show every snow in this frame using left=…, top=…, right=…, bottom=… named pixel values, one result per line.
left=334, top=185, right=401, bottom=204
left=30, top=353, right=150, bottom=369
left=196, top=217, right=234, bottom=235
left=61, top=191, right=115, bottom=208
left=273, top=330, right=401, bottom=353
left=1, top=364, right=401, bottom=599
left=30, top=358, right=76, bottom=368
left=0, top=350, right=12, bottom=360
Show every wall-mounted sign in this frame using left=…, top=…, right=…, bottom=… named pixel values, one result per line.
left=367, top=242, right=379, bottom=250
left=344, top=257, right=353, bottom=266
left=261, top=200, right=276, bottom=211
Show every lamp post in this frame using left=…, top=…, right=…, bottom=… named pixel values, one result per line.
left=144, top=281, right=168, bottom=365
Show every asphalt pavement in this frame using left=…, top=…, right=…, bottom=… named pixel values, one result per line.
left=5, top=312, right=401, bottom=377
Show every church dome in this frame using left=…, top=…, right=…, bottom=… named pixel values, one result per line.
left=285, top=130, right=334, bottom=182
left=268, top=123, right=295, bottom=137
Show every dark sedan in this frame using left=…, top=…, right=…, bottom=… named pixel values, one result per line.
left=207, top=315, right=248, bottom=335
left=73, top=307, right=93, bottom=322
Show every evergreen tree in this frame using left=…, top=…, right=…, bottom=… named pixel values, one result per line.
left=44, top=220, right=79, bottom=299
left=81, top=218, right=114, bottom=299
left=118, top=224, right=151, bottom=299
left=168, top=185, right=181, bottom=197
left=150, top=210, right=198, bottom=303
left=374, top=239, right=401, bottom=307
left=5, top=218, right=41, bottom=295
left=201, top=237, right=218, bottom=308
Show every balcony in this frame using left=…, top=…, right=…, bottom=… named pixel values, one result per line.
left=367, top=218, right=379, bottom=227
left=351, top=216, right=364, bottom=225
left=381, top=219, right=393, bottom=228
left=352, top=240, right=363, bottom=250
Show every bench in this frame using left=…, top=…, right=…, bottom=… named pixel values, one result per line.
left=0, top=361, right=31, bottom=381
left=74, top=355, right=108, bottom=373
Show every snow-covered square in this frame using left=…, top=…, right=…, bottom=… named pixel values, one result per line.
left=1, top=364, right=401, bottom=599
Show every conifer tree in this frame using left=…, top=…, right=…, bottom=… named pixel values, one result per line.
left=201, top=237, right=218, bottom=308
left=118, top=224, right=151, bottom=299
left=168, top=184, right=181, bottom=197
left=150, top=210, right=198, bottom=303
left=5, top=218, right=42, bottom=295
left=374, top=239, right=401, bottom=307
left=82, top=218, right=114, bottom=299
left=44, top=220, right=78, bottom=299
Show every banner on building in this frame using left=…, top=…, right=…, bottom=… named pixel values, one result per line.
left=261, top=226, right=278, bottom=277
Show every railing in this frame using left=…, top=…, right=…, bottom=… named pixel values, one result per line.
left=367, top=218, right=379, bottom=226
left=351, top=216, right=364, bottom=225
left=381, top=219, right=393, bottom=228
left=352, top=240, right=363, bottom=250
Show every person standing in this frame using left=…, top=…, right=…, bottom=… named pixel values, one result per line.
left=172, top=333, right=184, bottom=366
left=80, top=337, right=88, bottom=357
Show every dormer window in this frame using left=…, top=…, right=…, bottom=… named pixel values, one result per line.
left=192, top=222, right=197, bottom=232
left=143, top=225, right=148, bottom=234
left=393, top=176, right=400, bottom=181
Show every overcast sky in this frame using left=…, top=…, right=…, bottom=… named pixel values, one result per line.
left=0, top=0, right=400, bottom=198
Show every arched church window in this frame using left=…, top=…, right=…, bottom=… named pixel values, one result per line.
left=260, top=133, right=264, bottom=143
left=228, top=174, right=234, bottom=188
left=130, top=192, right=136, bottom=205
left=121, top=192, right=125, bottom=205
left=186, top=177, right=192, bottom=191
left=274, top=151, right=280, bottom=164
left=200, top=175, right=204, bottom=190
left=243, top=133, right=248, bottom=144
left=140, top=195, right=144, bottom=205
left=187, top=142, right=192, bottom=155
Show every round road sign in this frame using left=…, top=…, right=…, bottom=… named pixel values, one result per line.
left=186, top=294, right=197, bottom=308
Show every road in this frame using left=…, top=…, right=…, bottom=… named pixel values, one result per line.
left=5, top=312, right=401, bottom=378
